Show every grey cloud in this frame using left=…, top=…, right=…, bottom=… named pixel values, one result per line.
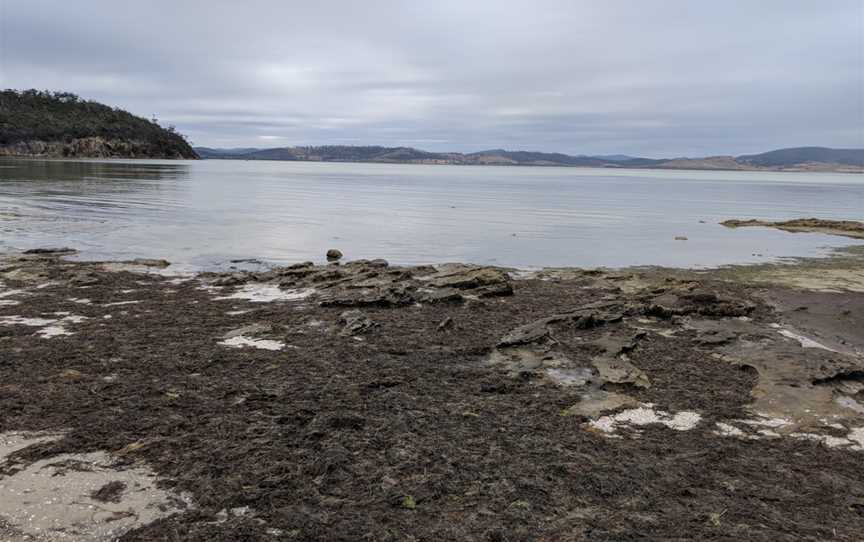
left=1, top=0, right=861, bottom=156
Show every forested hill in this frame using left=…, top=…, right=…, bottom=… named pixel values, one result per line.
left=0, top=90, right=197, bottom=159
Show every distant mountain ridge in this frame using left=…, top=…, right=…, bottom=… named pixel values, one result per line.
left=194, top=145, right=863, bottom=172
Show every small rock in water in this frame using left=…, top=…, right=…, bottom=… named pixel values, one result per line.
left=326, top=249, right=343, bottom=261
left=23, top=247, right=77, bottom=254
left=125, top=258, right=171, bottom=268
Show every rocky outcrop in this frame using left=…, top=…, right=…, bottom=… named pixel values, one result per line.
left=0, top=137, right=197, bottom=159
left=721, top=218, right=864, bottom=240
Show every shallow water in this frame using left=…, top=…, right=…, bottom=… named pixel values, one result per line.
left=0, top=158, right=861, bottom=270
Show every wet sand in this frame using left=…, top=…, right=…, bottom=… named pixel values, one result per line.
left=1, top=247, right=863, bottom=540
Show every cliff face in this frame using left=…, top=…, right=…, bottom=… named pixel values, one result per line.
left=0, top=137, right=197, bottom=159
left=0, top=90, right=198, bottom=159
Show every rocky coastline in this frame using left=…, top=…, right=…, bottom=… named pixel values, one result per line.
left=0, top=137, right=197, bottom=159
left=1, top=245, right=864, bottom=540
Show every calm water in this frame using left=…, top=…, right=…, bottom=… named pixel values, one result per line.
left=0, top=158, right=862, bottom=271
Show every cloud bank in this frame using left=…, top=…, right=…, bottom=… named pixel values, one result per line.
left=1, top=0, right=862, bottom=156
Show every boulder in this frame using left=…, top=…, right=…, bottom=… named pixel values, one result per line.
left=326, top=249, right=343, bottom=261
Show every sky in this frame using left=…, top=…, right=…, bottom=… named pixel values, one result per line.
left=0, top=0, right=862, bottom=157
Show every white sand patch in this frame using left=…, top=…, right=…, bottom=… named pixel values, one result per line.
left=789, top=430, right=863, bottom=450
left=0, top=287, right=27, bottom=306
left=219, top=335, right=285, bottom=351
left=714, top=422, right=746, bottom=437
left=0, top=315, right=57, bottom=327
left=103, top=300, right=141, bottom=307
left=589, top=406, right=701, bottom=434
left=39, top=325, right=74, bottom=338
left=848, top=428, right=864, bottom=450
left=0, top=431, right=193, bottom=541
left=0, top=288, right=27, bottom=298
left=226, top=309, right=252, bottom=316
left=741, top=416, right=792, bottom=429
left=0, top=314, right=87, bottom=338
left=68, top=297, right=93, bottom=304
left=214, top=284, right=315, bottom=303
left=777, top=329, right=836, bottom=352
left=713, top=415, right=864, bottom=452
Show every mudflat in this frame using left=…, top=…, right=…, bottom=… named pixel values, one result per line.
left=1, top=248, right=863, bottom=541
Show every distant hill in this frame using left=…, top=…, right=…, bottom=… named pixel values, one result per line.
left=737, top=147, right=864, bottom=167
left=196, top=145, right=862, bottom=172
left=0, top=89, right=197, bottom=159
left=195, top=147, right=261, bottom=158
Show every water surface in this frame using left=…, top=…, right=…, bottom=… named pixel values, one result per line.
left=1, top=158, right=861, bottom=271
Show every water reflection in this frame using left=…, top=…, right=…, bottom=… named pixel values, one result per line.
left=0, top=158, right=861, bottom=270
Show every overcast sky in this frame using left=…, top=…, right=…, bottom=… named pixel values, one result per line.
left=1, top=1, right=862, bottom=156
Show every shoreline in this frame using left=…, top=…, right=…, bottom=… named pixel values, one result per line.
left=4, top=154, right=863, bottom=174
left=1, top=247, right=863, bottom=539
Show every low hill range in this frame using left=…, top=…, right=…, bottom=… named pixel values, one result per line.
left=196, top=145, right=864, bottom=172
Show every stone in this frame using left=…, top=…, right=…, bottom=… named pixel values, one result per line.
left=497, top=320, right=553, bottom=347
left=563, top=390, right=639, bottom=418
left=427, top=267, right=510, bottom=290
left=69, top=270, right=100, bottom=286
left=437, top=317, right=454, bottom=331
left=592, top=356, right=651, bottom=388
left=124, top=258, right=170, bottom=268
left=475, top=282, right=514, bottom=297
left=418, top=288, right=464, bottom=304
left=326, top=249, right=343, bottom=261
left=339, top=309, right=376, bottom=336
